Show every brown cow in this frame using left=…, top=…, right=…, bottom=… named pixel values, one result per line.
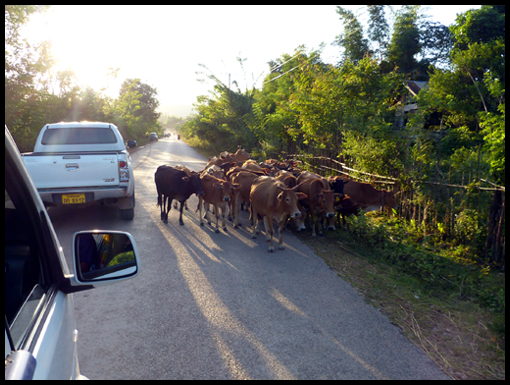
left=205, top=155, right=234, bottom=169
left=231, top=171, right=260, bottom=228
left=275, top=171, right=305, bottom=231
left=250, top=176, right=307, bottom=252
left=199, top=174, right=240, bottom=233
left=297, top=171, right=339, bottom=237
left=201, top=164, right=225, bottom=179
left=242, top=160, right=265, bottom=173
left=219, top=146, right=251, bottom=163
left=342, top=179, right=398, bottom=212
left=232, top=145, right=251, bottom=162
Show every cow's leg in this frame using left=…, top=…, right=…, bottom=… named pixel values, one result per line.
left=158, top=194, right=164, bottom=221
left=266, top=217, right=275, bottom=252
left=220, top=203, right=228, bottom=232
left=203, top=202, right=212, bottom=225
left=227, top=200, right=233, bottom=222
left=317, top=212, right=325, bottom=236
left=178, top=200, right=185, bottom=225
left=277, top=220, right=286, bottom=250
left=263, top=217, right=271, bottom=242
left=159, top=194, right=164, bottom=221
left=198, top=196, right=204, bottom=226
left=213, top=203, right=220, bottom=233
left=163, top=196, right=170, bottom=224
left=251, top=207, right=259, bottom=239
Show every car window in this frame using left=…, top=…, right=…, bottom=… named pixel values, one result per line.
left=41, top=127, right=117, bottom=145
left=5, top=187, right=48, bottom=349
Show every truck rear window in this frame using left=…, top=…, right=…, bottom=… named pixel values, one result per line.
left=41, top=127, right=117, bottom=145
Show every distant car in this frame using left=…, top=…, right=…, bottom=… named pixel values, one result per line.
left=126, top=139, right=137, bottom=148
left=149, top=132, right=158, bottom=141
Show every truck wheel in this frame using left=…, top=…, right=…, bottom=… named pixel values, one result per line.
left=119, top=193, right=135, bottom=220
left=120, top=208, right=134, bottom=220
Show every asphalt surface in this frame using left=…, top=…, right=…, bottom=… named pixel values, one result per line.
left=49, top=136, right=450, bottom=379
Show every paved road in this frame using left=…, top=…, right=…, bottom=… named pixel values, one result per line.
left=49, top=137, right=449, bottom=380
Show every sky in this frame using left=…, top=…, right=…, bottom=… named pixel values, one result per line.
left=20, top=5, right=481, bottom=115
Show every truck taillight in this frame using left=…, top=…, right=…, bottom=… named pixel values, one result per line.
left=119, top=159, right=129, bottom=182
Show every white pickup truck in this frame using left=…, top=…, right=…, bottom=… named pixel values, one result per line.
left=22, top=122, right=135, bottom=220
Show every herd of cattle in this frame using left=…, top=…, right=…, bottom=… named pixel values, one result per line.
left=155, top=146, right=398, bottom=252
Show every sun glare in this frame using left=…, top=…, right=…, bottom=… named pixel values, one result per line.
left=22, top=6, right=125, bottom=96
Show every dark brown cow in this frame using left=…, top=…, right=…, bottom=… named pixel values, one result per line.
left=155, top=165, right=203, bottom=225
left=199, top=174, right=240, bottom=233
left=250, top=176, right=307, bottom=252
left=331, top=194, right=362, bottom=228
left=342, top=179, right=398, bottom=212
left=297, top=171, right=340, bottom=237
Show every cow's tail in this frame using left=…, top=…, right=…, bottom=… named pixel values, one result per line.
left=157, top=193, right=162, bottom=207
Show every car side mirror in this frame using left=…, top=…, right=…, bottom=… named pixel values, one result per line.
left=73, top=231, right=140, bottom=283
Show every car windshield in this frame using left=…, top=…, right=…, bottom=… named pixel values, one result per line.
left=41, top=127, right=117, bottom=145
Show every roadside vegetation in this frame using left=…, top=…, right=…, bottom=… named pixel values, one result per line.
left=301, top=210, right=504, bottom=380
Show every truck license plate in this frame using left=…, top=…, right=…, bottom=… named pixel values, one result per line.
left=62, top=193, right=86, bottom=204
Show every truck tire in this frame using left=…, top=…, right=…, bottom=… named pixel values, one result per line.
left=120, top=208, right=134, bottom=220
left=119, top=192, right=135, bottom=220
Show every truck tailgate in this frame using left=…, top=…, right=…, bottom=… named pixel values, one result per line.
left=23, top=154, right=120, bottom=189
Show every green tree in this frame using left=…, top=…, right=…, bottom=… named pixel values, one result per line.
left=334, top=7, right=371, bottom=64
left=115, top=79, right=161, bottom=141
left=290, top=56, right=405, bottom=176
left=386, top=5, right=421, bottom=75
left=367, top=5, right=389, bottom=60
left=5, top=5, right=53, bottom=150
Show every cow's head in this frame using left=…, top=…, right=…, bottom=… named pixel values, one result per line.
left=328, top=176, right=349, bottom=199
left=383, top=190, right=398, bottom=209
left=213, top=181, right=240, bottom=202
left=234, top=147, right=251, bottom=162
left=189, top=172, right=204, bottom=196
left=277, top=185, right=307, bottom=218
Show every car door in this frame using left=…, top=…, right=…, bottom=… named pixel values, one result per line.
left=5, top=137, right=80, bottom=380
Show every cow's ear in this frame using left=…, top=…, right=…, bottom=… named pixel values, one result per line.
left=277, top=192, right=284, bottom=200
left=296, top=192, right=307, bottom=200
left=232, top=183, right=241, bottom=190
